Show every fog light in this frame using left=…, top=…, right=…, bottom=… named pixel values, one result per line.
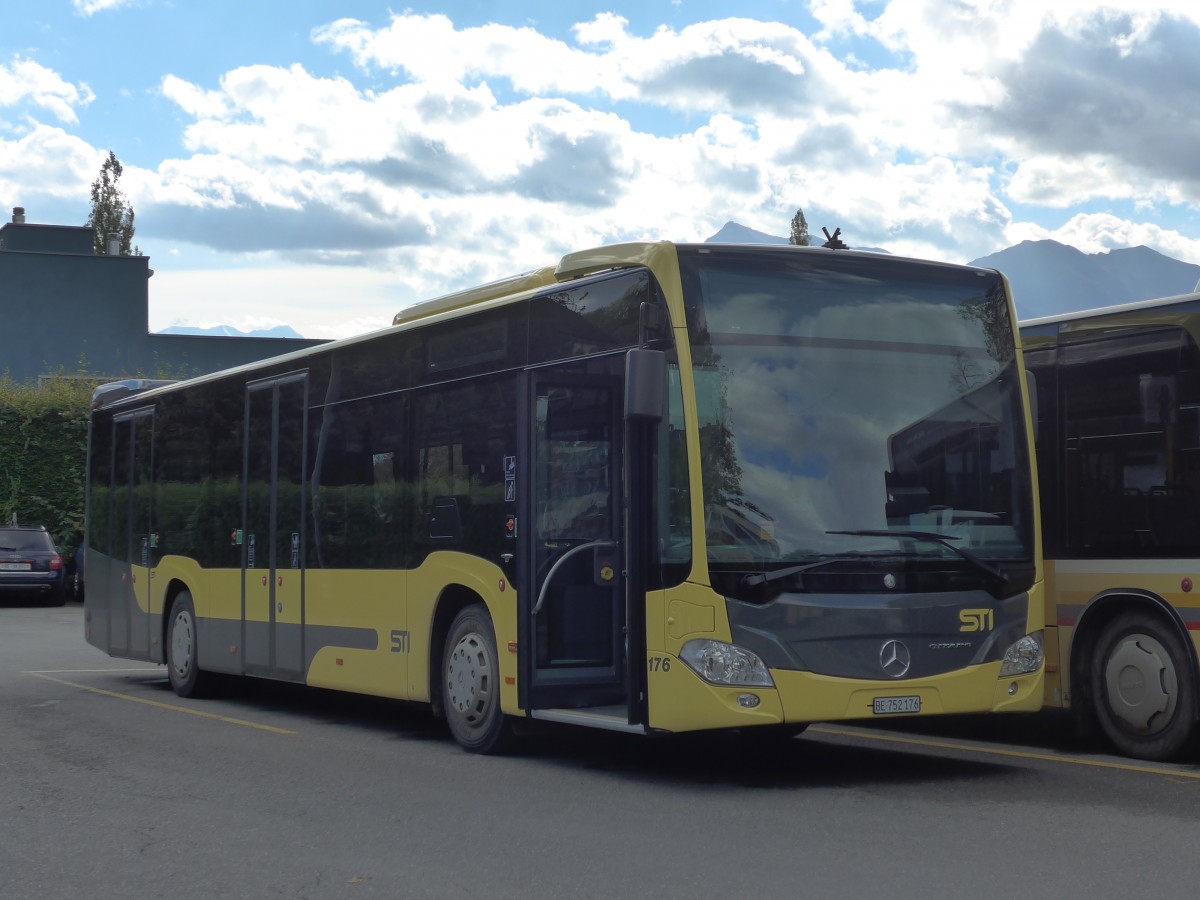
left=1007, top=682, right=1017, bottom=695
left=737, top=693, right=760, bottom=708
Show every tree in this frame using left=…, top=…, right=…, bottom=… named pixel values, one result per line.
left=788, top=208, right=810, bottom=246
left=85, top=151, right=136, bottom=255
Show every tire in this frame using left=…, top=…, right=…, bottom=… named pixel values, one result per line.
left=42, top=586, right=67, bottom=607
left=442, top=604, right=512, bottom=754
left=166, top=592, right=213, bottom=698
left=1090, top=611, right=1198, bottom=761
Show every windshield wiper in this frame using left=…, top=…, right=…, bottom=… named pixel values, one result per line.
left=826, top=529, right=1010, bottom=584
left=741, top=556, right=867, bottom=588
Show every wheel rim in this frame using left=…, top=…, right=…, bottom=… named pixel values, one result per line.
left=445, top=631, right=494, bottom=731
left=170, top=608, right=195, bottom=681
left=1103, top=632, right=1178, bottom=734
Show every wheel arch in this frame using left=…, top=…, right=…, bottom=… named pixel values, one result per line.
left=428, top=582, right=491, bottom=719
left=1071, top=588, right=1200, bottom=725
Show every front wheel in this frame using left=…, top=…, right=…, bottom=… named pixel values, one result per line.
left=442, top=605, right=512, bottom=754
left=1090, top=611, right=1198, bottom=761
left=166, top=592, right=214, bottom=698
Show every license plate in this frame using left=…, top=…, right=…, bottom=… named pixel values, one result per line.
left=0, top=562, right=31, bottom=571
left=873, top=695, right=921, bottom=715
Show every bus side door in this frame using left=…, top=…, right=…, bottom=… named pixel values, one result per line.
left=518, top=367, right=627, bottom=711
left=242, top=373, right=308, bottom=681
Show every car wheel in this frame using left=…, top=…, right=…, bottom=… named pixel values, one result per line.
left=166, top=592, right=214, bottom=698
left=1090, top=611, right=1198, bottom=761
left=442, top=604, right=513, bottom=754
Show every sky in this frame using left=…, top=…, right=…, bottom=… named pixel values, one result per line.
left=3, top=0, right=1200, bottom=340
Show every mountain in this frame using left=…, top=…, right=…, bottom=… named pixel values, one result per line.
left=704, top=221, right=887, bottom=253
left=705, top=221, right=790, bottom=244
left=159, top=324, right=306, bottom=339
left=969, top=241, right=1200, bottom=320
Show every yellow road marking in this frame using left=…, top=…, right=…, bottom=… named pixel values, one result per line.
left=30, top=667, right=163, bottom=674
left=26, top=670, right=296, bottom=735
left=811, top=724, right=1200, bottom=780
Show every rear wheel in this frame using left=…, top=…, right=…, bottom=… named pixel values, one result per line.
left=166, top=592, right=213, bottom=698
left=442, top=604, right=512, bottom=754
left=1090, top=611, right=1198, bottom=761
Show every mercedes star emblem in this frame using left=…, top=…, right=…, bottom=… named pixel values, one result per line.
left=880, top=639, right=911, bottom=678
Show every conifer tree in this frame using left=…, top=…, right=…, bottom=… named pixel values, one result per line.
left=789, top=208, right=810, bottom=246
left=85, top=151, right=136, bottom=255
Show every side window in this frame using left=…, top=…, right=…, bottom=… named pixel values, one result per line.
left=88, top=417, right=113, bottom=557
left=1060, top=326, right=1200, bottom=555
left=412, top=377, right=517, bottom=564
left=421, top=306, right=526, bottom=382
left=310, top=393, right=410, bottom=569
left=528, top=269, right=665, bottom=364
left=111, top=418, right=132, bottom=563
left=156, top=389, right=213, bottom=565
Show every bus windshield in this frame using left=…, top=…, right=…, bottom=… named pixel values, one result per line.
left=679, top=247, right=1035, bottom=595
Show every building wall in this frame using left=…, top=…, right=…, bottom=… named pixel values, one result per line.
left=0, top=213, right=325, bottom=382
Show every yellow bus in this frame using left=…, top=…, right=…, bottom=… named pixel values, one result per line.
left=84, top=241, right=1045, bottom=752
left=1023, top=287, right=1200, bottom=760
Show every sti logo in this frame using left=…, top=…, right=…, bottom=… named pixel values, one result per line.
left=959, top=608, right=995, bottom=633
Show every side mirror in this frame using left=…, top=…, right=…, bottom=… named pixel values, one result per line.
left=625, top=348, right=667, bottom=422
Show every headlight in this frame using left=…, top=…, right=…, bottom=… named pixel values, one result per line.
left=999, top=631, right=1044, bottom=677
left=679, top=639, right=775, bottom=687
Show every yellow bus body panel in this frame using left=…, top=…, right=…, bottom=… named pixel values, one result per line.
left=303, top=569, right=407, bottom=698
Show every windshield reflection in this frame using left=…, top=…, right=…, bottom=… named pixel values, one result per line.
left=679, top=248, right=1035, bottom=595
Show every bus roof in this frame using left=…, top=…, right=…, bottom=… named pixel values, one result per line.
left=1020, top=290, right=1200, bottom=329
left=390, top=240, right=971, bottom=327
left=392, top=265, right=560, bottom=326
left=92, top=241, right=1002, bottom=413
left=390, top=241, right=690, bottom=326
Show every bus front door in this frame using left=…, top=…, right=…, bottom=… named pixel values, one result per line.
left=242, top=373, right=308, bottom=681
left=520, top=373, right=627, bottom=712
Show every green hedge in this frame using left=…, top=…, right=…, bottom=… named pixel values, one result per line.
left=0, top=375, right=97, bottom=560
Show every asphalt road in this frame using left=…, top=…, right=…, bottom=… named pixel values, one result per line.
left=4, top=600, right=1200, bottom=900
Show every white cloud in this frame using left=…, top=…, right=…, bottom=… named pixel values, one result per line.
left=0, top=58, right=94, bottom=124
left=8, top=2, right=1199, bottom=338
left=73, top=0, right=139, bottom=15
left=315, top=13, right=831, bottom=115
left=0, top=125, right=100, bottom=202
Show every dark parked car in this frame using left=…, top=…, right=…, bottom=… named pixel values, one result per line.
left=0, top=525, right=66, bottom=606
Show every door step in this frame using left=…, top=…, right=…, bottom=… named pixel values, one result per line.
left=529, top=706, right=646, bottom=734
